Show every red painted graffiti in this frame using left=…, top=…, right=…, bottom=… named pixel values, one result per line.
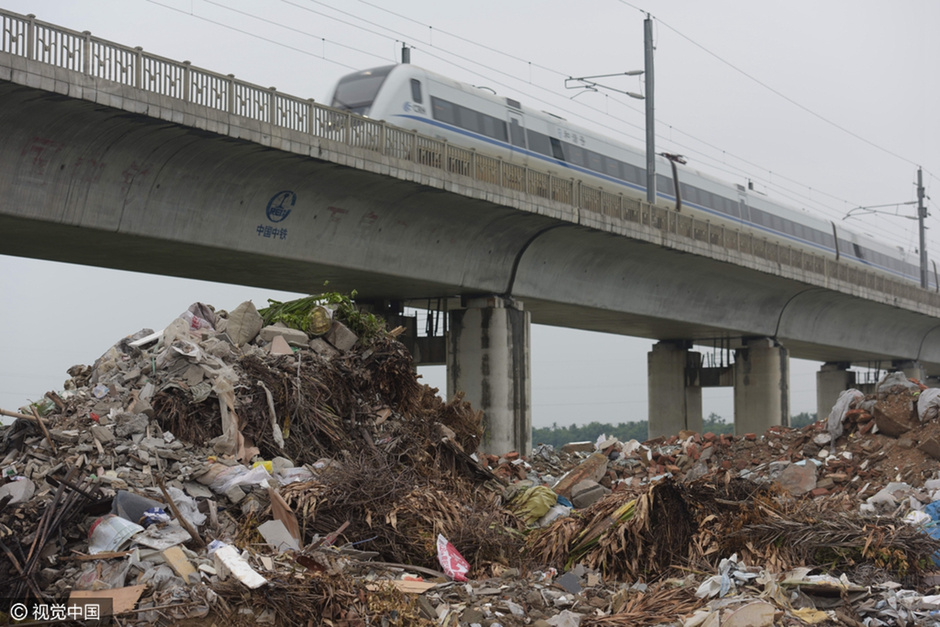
left=21, top=137, right=65, bottom=176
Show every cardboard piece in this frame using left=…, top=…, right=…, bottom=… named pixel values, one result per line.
left=258, top=519, right=301, bottom=552
left=267, top=486, right=301, bottom=542
left=69, top=584, right=146, bottom=615
left=163, top=545, right=197, bottom=582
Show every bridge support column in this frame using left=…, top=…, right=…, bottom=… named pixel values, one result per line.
left=648, top=341, right=702, bottom=439
left=817, top=362, right=855, bottom=421
left=447, top=296, right=530, bottom=456
left=892, top=360, right=926, bottom=383
left=733, top=338, right=789, bottom=434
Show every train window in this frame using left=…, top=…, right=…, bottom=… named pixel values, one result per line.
left=723, top=197, right=740, bottom=218
left=484, top=116, right=508, bottom=141
left=699, top=190, right=713, bottom=209
left=410, top=79, right=422, bottom=104
left=604, top=156, right=621, bottom=178
left=550, top=138, right=566, bottom=161
left=458, top=107, right=484, bottom=134
left=587, top=151, right=603, bottom=172
left=331, top=65, right=394, bottom=115
left=565, top=143, right=584, bottom=166
left=656, top=175, right=672, bottom=194
left=431, top=97, right=456, bottom=125
left=509, top=119, right=526, bottom=147
left=624, top=163, right=643, bottom=184
left=527, top=130, right=552, bottom=155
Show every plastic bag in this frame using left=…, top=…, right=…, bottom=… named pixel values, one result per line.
left=918, top=388, right=940, bottom=422
left=436, top=534, right=469, bottom=582
left=827, top=389, right=864, bottom=442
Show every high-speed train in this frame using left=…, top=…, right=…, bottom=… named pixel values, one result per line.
left=326, top=64, right=928, bottom=287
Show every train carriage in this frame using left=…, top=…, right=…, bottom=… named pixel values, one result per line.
left=326, top=64, right=924, bottom=287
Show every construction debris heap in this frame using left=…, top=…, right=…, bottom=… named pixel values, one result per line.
left=3, top=293, right=940, bottom=626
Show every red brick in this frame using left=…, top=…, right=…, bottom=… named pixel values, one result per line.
left=665, top=464, right=681, bottom=474
left=720, top=460, right=733, bottom=470
left=744, top=433, right=757, bottom=441
left=858, top=421, right=874, bottom=435
left=703, top=432, right=717, bottom=442
left=735, top=460, right=748, bottom=471
left=503, top=451, right=521, bottom=461
left=810, top=487, right=829, bottom=497
left=686, top=443, right=701, bottom=461
left=666, top=435, right=678, bottom=445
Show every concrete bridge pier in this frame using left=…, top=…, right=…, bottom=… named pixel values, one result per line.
left=447, top=296, right=531, bottom=455
left=648, top=341, right=703, bottom=439
left=816, top=362, right=855, bottom=422
left=734, top=338, right=790, bottom=434
left=893, top=360, right=926, bottom=383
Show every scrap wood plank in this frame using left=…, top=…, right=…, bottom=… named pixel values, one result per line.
left=366, top=579, right=438, bottom=594
left=267, top=486, right=301, bottom=542
left=69, top=584, right=146, bottom=615
left=163, top=545, right=197, bottom=581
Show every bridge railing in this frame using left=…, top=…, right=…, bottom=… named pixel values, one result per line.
left=4, top=8, right=939, bottom=311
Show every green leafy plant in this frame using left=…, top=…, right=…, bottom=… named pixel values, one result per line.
left=259, top=289, right=387, bottom=344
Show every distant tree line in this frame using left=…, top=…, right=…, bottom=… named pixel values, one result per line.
left=532, top=412, right=818, bottom=449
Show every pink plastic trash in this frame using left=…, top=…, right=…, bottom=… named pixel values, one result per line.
left=436, top=533, right=469, bottom=582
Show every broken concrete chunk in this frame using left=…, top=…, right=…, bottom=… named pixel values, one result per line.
left=569, top=479, right=610, bottom=509
left=775, top=462, right=817, bottom=497
left=918, top=436, right=940, bottom=460
left=259, top=325, right=309, bottom=347
left=269, top=335, right=293, bottom=356
left=114, top=413, right=149, bottom=438
left=560, top=441, right=595, bottom=455
left=872, top=397, right=916, bottom=437
left=309, top=337, right=340, bottom=359
left=324, top=320, right=358, bottom=351
left=90, top=424, right=115, bottom=444
left=552, top=452, right=609, bottom=499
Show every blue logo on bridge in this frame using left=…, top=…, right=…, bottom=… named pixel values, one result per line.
left=266, top=191, right=295, bottom=223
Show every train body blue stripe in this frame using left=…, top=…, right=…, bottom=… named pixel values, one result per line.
left=390, top=113, right=916, bottom=284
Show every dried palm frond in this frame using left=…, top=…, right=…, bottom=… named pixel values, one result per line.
left=583, top=580, right=705, bottom=626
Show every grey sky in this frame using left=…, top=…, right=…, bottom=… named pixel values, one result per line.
left=1, top=1, right=937, bottom=427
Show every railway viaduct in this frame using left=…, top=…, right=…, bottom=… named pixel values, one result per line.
left=3, top=10, right=940, bottom=454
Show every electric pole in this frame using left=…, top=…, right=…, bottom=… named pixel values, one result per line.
left=919, top=166, right=928, bottom=288
left=644, top=14, right=655, bottom=205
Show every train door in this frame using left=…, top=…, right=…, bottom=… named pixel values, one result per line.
left=506, top=100, right=527, bottom=166
left=737, top=184, right=750, bottom=225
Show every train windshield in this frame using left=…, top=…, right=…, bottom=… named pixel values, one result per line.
left=330, top=66, right=394, bottom=116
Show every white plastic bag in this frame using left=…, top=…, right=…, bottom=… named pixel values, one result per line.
left=918, top=388, right=940, bottom=422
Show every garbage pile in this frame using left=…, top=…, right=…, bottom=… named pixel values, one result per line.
left=4, top=293, right=940, bottom=626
